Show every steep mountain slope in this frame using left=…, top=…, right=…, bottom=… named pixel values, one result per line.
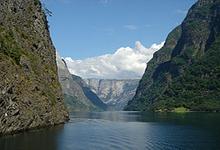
left=126, top=0, right=220, bottom=111
left=56, top=54, right=101, bottom=111
left=72, top=75, right=107, bottom=110
left=85, top=79, right=139, bottom=110
left=0, top=0, right=68, bottom=135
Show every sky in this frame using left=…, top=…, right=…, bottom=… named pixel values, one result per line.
left=64, top=41, right=164, bottom=79
left=42, top=0, right=197, bottom=79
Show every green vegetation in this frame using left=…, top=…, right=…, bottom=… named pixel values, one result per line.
left=0, top=26, right=22, bottom=64
left=126, top=0, right=220, bottom=112
left=173, top=107, right=189, bottom=113
left=159, top=36, right=220, bottom=112
left=0, top=0, right=68, bottom=135
left=34, top=0, right=39, bottom=5
left=64, top=94, right=96, bottom=112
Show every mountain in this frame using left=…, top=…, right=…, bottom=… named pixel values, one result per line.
left=56, top=54, right=106, bottom=111
left=72, top=75, right=107, bottom=110
left=85, top=79, right=139, bottom=110
left=0, top=0, right=68, bottom=135
left=125, top=0, right=220, bottom=112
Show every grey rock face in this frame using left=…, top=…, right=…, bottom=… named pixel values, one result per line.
left=0, top=0, right=68, bottom=135
left=85, top=79, right=139, bottom=110
left=56, top=53, right=97, bottom=111
left=71, top=75, right=107, bottom=110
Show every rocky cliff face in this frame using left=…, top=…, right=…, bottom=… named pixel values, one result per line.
left=126, top=0, right=220, bottom=111
left=85, top=79, right=139, bottom=110
left=56, top=53, right=100, bottom=111
left=72, top=75, right=107, bottom=110
left=0, top=0, right=68, bottom=135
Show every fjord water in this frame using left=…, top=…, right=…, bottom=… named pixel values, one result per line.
left=1, top=112, right=220, bottom=150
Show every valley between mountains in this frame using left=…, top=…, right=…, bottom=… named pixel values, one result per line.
left=0, top=0, right=220, bottom=138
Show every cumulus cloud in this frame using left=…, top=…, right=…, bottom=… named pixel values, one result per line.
left=64, top=41, right=164, bottom=79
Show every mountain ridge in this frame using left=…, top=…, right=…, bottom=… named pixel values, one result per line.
left=85, top=78, right=139, bottom=110
left=125, top=0, right=220, bottom=111
left=56, top=54, right=106, bottom=111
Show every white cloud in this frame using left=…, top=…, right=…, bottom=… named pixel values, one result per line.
left=124, top=25, right=138, bottom=30
left=99, top=0, right=111, bottom=5
left=64, top=41, right=164, bottom=79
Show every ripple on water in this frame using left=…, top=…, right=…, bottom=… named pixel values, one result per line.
left=60, top=117, right=220, bottom=150
left=1, top=112, right=220, bottom=150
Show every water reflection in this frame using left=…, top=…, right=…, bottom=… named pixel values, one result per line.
left=0, top=125, right=64, bottom=150
left=70, top=111, right=220, bottom=129
left=0, top=112, right=220, bottom=150
left=70, top=111, right=141, bottom=122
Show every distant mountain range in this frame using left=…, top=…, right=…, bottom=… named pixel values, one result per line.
left=56, top=53, right=106, bottom=111
left=72, top=75, right=107, bottom=110
left=85, top=79, right=139, bottom=110
left=57, top=0, right=220, bottom=113
left=125, top=0, right=220, bottom=112
left=57, top=53, right=139, bottom=111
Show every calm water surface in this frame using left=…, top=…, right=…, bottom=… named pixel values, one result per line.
left=1, top=111, right=220, bottom=150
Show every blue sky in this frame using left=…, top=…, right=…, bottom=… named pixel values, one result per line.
left=43, top=0, right=197, bottom=59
